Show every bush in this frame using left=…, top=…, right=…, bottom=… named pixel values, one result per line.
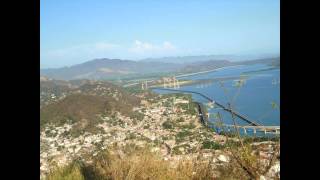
left=125, top=133, right=136, bottom=140
left=46, top=161, right=85, bottom=180
left=172, top=144, right=191, bottom=155
left=162, top=121, right=174, bottom=129
left=89, top=147, right=214, bottom=179
left=242, top=136, right=280, bottom=143
left=219, top=131, right=237, bottom=137
left=180, top=123, right=196, bottom=129
left=46, top=146, right=218, bottom=180
left=202, top=140, right=224, bottom=150
left=176, top=130, right=192, bottom=143
left=177, top=117, right=185, bottom=122
left=131, top=111, right=144, bottom=121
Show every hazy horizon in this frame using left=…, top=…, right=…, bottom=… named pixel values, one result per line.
left=41, top=0, right=279, bottom=69
left=40, top=53, right=280, bottom=69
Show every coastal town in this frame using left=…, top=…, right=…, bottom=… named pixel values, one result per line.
left=40, top=79, right=280, bottom=179
left=40, top=0, right=281, bottom=179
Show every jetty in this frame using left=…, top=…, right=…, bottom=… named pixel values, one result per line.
left=217, top=124, right=280, bottom=135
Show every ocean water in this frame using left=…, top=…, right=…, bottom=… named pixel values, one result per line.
left=153, top=64, right=280, bottom=130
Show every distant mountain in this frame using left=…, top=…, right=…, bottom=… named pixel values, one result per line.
left=40, top=56, right=279, bottom=81
left=179, top=60, right=233, bottom=73
left=178, top=57, right=280, bottom=73
left=233, top=57, right=280, bottom=66
left=140, top=54, right=279, bottom=64
left=41, top=58, right=182, bottom=80
left=140, top=55, right=232, bottom=64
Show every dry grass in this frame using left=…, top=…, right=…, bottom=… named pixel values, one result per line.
left=88, top=147, right=216, bottom=180
left=46, top=161, right=85, bottom=180
left=46, top=146, right=217, bottom=180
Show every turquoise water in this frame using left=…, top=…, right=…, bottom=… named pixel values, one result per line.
left=153, top=64, right=280, bottom=129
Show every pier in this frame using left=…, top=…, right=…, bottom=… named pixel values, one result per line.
left=217, top=124, right=280, bottom=135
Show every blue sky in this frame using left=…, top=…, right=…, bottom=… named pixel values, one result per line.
left=41, top=0, right=280, bottom=68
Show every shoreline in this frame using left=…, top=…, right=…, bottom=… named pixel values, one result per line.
left=175, top=65, right=245, bottom=78
left=151, top=89, right=280, bottom=137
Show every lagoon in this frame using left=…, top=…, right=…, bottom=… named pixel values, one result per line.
left=153, top=64, right=280, bottom=128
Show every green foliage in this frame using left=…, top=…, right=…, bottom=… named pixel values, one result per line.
left=124, top=86, right=144, bottom=94
left=176, top=130, right=192, bottom=143
left=219, top=131, right=238, bottom=138
left=162, top=136, right=169, bottom=140
left=40, top=94, right=107, bottom=129
left=125, top=133, right=136, bottom=140
left=162, top=120, right=174, bottom=129
left=41, top=80, right=142, bottom=134
left=202, top=140, right=224, bottom=150
left=242, top=136, right=280, bottom=143
left=41, top=89, right=141, bottom=136
left=131, top=111, right=145, bottom=121
left=177, top=117, right=185, bottom=122
left=172, top=144, right=191, bottom=155
left=163, top=100, right=171, bottom=107
left=179, top=123, right=196, bottom=129
left=132, top=119, right=137, bottom=125
left=222, top=140, right=244, bottom=150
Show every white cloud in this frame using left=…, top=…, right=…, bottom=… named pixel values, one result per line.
left=129, top=40, right=177, bottom=54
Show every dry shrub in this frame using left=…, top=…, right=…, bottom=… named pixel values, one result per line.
left=217, top=142, right=280, bottom=180
left=175, top=160, right=216, bottom=180
left=46, top=161, right=85, bottom=180
left=87, top=146, right=216, bottom=180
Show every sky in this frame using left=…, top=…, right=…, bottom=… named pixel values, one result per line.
left=40, top=0, right=280, bottom=68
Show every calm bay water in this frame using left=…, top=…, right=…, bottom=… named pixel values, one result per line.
left=153, top=64, right=280, bottom=128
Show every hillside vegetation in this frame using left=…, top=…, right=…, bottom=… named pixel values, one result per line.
left=40, top=78, right=142, bottom=134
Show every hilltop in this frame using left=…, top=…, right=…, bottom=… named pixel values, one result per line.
left=40, top=78, right=143, bottom=134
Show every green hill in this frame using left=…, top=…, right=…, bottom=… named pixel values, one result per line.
left=40, top=79, right=142, bottom=134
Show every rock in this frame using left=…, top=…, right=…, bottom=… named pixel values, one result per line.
left=266, top=161, right=280, bottom=178
left=260, top=175, right=266, bottom=180
left=203, top=153, right=212, bottom=158
left=272, top=162, right=280, bottom=173
left=179, top=147, right=185, bottom=152
left=67, top=148, right=73, bottom=153
left=259, top=151, right=270, bottom=159
left=151, top=147, right=160, bottom=152
left=74, top=146, right=81, bottom=153
left=165, top=140, right=176, bottom=147
left=217, top=154, right=229, bottom=163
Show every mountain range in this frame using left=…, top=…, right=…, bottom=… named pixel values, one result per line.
left=140, top=54, right=278, bottom=64
left=40, top=55, right=280, bottom=80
